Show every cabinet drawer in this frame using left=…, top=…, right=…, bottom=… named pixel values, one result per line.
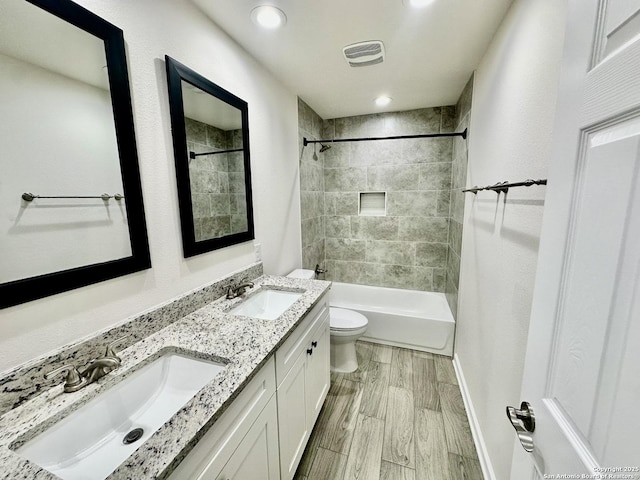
left=275, top=293, right=328, bottom=386
left=168, top=356, right=276, bottom=480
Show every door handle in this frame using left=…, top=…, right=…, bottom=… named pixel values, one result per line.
left=506, top=401, right=535, bottom=452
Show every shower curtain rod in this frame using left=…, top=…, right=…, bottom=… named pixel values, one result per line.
left=303, top=128, right=467, bottom=147
left=462, top=178, right=547, bottom=194
left=189, top=148, right=243, bottom=159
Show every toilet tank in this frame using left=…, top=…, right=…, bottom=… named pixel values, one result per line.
left=286, top=269, right=315, bottom=280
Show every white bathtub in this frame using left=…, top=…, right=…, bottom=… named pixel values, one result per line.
left=329, top=282, right=455, bottom=357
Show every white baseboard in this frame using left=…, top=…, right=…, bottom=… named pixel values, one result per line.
left=452, top=353, right=497, bottom=480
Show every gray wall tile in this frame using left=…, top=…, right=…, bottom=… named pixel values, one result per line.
left=303, top=240, right=325, bottom=271
left=230, top=194, right=247, bottom=214
left=351, top=217, right=399, bottom=241
left=440, top=106, right=456, bottom=133
left=455, top=75, right=474, bottom=127
left=185, top=117, right=206, bottom=144
left=436, top=189, right=451, bottom=217
left=325, top=167, right=368, bottom=192
left=325, top=192, right=359, bottom=216
left=326, top=215, right=351, bottom=238
left=322, top=143, right=349, bottom=168
left=349, top=140, right=401, bottom=167
left=385, top=109, right=441, bottom=136
left=200, top=216, right=231, bottom=240
left=299, top=99, right=326, bottom=269
left=301, top=192, right=324, bottom=221
left=366, top=264, right=415, bottom=289
left=326, top=260, right=368, bottom=284
left=300, top=162, right=324, bottom=192
left=415, top=243, right=448, bottom=267
left=399, top=217, right=449, bottom=242
left=387, top=191, right=438, bottom=217
left=446, top=247, right=461, bottom=290
left=445, top=75, right=472, bottom=318
left=368, top=165, right=421, bottom=191
left=191, top=194, right=210, bottom=218
left=228, top=172, right=247, bottom=193
left=433, top=268, right=446, bottom=293
left=322, top=118, right=335, bottom=138
left=210, top=194, right=231, bottom=214
left=402, top=138, right=453, bottom=164
left=365, top=240, right=415, bottom=266
left=230, top=214, right=248, bottom=234
left=419, top=163, right=453, bottom=190
left=326, top=238, right=367, bottom=261
left=449, top=220, right=463, bottom=257
left=206, top=124, right=227, bottom=148
left=414, top=267, right=434, bottom=291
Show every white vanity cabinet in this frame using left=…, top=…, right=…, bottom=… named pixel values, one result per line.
left=168, top=292, right=330, bottom=480
left=275, top=293, right=330, bottom=480
left=168, top=356, right=279, bottom=480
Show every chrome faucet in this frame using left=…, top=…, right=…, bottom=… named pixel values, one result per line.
left=226, top=279, right=254, bottom=299
left=44, top=335, right=129, bottom=393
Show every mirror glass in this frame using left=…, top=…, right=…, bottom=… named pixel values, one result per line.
left=0, top=0, right=150, bottom=308
left=166, top=56, right=254, bottom=257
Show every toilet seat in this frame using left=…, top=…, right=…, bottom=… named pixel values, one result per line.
left=330, top=307, right=368, bottom=331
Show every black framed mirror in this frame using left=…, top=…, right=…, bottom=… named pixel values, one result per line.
left=0, top=0, right=150, bottom=309
left=165, top=56, right=254, bottom=258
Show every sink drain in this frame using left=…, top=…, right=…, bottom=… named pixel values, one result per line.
left=123, top=427, right=144, bottom=445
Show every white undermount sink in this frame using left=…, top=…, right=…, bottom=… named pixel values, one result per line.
left=16, top=352, right=227, bottom=480
left=227, top=289, right=303, bottom=320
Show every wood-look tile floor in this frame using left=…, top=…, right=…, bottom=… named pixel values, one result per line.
left=295, top=341, right=484, bottom=480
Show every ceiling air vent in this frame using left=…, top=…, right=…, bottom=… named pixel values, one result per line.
left=342, top=41, right=385, bottom=67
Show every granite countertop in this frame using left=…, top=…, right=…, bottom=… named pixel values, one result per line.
left=0, top=275, right=331, bottom=479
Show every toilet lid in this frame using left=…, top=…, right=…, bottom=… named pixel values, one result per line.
left=330, top=307, right=368, bottom=330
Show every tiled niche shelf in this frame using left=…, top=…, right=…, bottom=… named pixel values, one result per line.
left=359, top=191, right=386, bottom=216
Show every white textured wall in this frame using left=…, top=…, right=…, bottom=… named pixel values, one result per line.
left=455, top=0, right=567, bottom=477
left=0, top=0, right=301, bottom=372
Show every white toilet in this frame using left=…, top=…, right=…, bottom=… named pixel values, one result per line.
left=287, top=269, right=368, bottom=373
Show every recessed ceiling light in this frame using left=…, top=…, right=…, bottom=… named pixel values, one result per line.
left=251, top=5, right=287, bottom=29
left=403, top=0, right=435, bottom=7
left=375, top=96, right=392, bottom=107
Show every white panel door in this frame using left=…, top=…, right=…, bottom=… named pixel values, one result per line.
left=511, top=0, right=640, bottom=477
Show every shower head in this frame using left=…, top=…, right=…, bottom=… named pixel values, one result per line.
left=319, top=144, right=332, bottom=153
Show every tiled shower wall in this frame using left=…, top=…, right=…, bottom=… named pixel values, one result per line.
left=320, top=108, right=455, bottom=291
left=446, top=76, right=473, bottom=317
left=298, top=99, right=325, bottom=270
left=186, top=118, right=247, bottom=241
left=297, top=82, right=471, bottom=302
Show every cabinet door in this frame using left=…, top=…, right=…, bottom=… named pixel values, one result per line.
left=276, top=294, right=328, bottom=386
left=277, top=352, right=308, bottom=480
left=214, top=395, right=280, bottom=480
left=167, top=357, right=276, bottom=480
left=305, top=314, right=330, bottom=426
